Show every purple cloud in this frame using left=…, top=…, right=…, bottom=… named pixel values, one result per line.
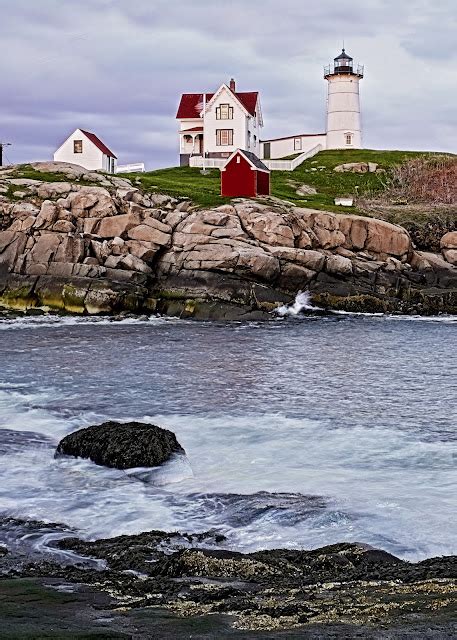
left=0, top=0, right=455, bottom=169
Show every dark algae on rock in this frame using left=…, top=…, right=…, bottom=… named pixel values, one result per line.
left=2, top=521, right=454, bottom=636
left=55, top=420, right=185, bottom=470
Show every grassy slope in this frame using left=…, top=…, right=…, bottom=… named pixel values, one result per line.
left=132, top=149, right=439, bottom=212
left=134, top=165, right=232, bottom=208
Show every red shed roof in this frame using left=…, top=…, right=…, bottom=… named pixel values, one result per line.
left=222, top=149, right=270, bottom=173
left=80, top=129, right=117, bottom=158
left=176, top=90, right=259, bottom=118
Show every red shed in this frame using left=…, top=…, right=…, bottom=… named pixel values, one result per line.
left=220, top=149, right=270, bottom=198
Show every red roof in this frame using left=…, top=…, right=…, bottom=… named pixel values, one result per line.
left=176, top=90, right=259, bottom=118
left=180, top=126, right=204, bottom=132
left=80, top=129, right=117, bottom=158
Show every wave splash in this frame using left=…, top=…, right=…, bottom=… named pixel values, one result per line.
left=275, top=291, right=322, bottom=317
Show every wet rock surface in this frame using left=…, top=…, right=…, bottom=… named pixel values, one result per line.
left=1, top=518, right=455, bottom=636
left=55, top=421, right=185, bottom=470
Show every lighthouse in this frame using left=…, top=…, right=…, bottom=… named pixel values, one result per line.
left=324, top=49, right=364, bottom=149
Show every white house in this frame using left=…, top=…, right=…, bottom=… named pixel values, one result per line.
left=54, top=129, right=117, bottom=173
left=176, top=79, right=263, bottom=166
left=261, top=48, right=364, bottom=160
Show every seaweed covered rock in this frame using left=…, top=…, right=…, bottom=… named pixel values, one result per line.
left=55, top=421, right=184, bottom=470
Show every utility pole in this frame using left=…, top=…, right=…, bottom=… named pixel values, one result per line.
left=0, top=142, right=12, bottom=167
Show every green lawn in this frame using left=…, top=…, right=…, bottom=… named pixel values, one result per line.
left=133, top=149, right=438, bottom=211
left=270, top=149, right=432, bottom=212
left=7, top=150, right=449, bottom=215
left=134, top=165, right=231, bottom=208
left=6, top=164, right=98, bottom=187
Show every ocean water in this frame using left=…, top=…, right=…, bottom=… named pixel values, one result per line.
left=0, top=311, right=456, bottom=562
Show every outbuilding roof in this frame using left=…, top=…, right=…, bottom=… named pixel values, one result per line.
left=176, top=91, right=259, bottom=118
left=80, top=129, right=117, bottom=158
left=223, top=149, right=270, bottom=173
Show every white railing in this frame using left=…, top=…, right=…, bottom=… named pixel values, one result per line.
left=189, top=156, right=226, bottom=168
left=263, top=144, right=323, bottom=171
left=188, top=144, right=323, bottom=172
left=115, top=163, right=145, bottom=174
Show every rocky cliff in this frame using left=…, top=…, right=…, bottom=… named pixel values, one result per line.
left=1, top=162, right=456, bottom=318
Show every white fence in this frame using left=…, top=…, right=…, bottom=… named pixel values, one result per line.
left=115, top=163, right=145, bottom=174
left=188, top=145, right=323, bottom=172
left=263, top=145, right=323, bottom=171
left=188, top=156, right=226, bottom=169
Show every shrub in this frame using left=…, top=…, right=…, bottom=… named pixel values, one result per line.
left=382, top=156, right=457, bottom=205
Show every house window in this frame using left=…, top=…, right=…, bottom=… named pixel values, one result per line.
left=345, top=133, right=353, bottom=145
left=74, top=140, right=83, bottom=153
left=247, top=131, right=251, bottom=148
left=216, top=104, right=233, bottom=120
left=216, top=129, right=233, bottom=146
left=294, top=138, right=302, bottom=151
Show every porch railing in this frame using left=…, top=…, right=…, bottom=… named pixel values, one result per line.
left=189, top=156, right=227, bottom=168
left=263, top=144, right=323, bottom=171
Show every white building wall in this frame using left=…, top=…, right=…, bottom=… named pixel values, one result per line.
left=246, top=113, right=262, bottom=156
left=326, top=75, right=362, bottom=149
left=179, top=118, right=203, bottom=155
left=262, top=134, right=327, bottom=159
left=54, top=129, right=108, bottom=171
left=203, top=89, right=247, bottom=155
left=101, top=154, right=117, bottom=172
left=179, top=118, right=202, bottom=131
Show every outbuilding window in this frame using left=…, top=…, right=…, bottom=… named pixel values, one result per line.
left=216, top=104, right=233, bottom=120
left=216, top=129, right=233, bottom=146
left=294, top=138, right=302, bottom=150
left=74, top=140, right=83, bottom=153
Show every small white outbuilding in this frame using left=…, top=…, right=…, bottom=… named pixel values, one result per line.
left=53, top=128, right=117, bottom=173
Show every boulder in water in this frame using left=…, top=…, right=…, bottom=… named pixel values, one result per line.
left=55, top=421, right=185, bottom=470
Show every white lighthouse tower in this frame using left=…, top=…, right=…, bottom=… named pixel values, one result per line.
left=324, top=49, right=364, bottom=149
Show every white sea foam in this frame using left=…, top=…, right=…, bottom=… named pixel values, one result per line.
left=0, top=395, right=455, bottom=560
left=0, top=315, right=455, bottom=562
left=275, top=291, right=322, bottom=316
left=0, top=314, right=184, bottom=330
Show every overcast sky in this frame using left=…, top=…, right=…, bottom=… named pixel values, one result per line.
left=1, top=0, right=455, bottom=169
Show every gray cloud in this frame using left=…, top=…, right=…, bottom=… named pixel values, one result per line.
left=0, top=0, right=455, bottom=169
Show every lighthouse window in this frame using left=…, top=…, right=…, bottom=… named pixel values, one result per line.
left=294, top=138, right=302, bottom=151
left=345, top=133, right=353, bottom=145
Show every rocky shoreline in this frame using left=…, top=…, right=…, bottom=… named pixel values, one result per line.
left=1, top=162, right=456, bottom=319
left=1, top=517, right=456, bottom=638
